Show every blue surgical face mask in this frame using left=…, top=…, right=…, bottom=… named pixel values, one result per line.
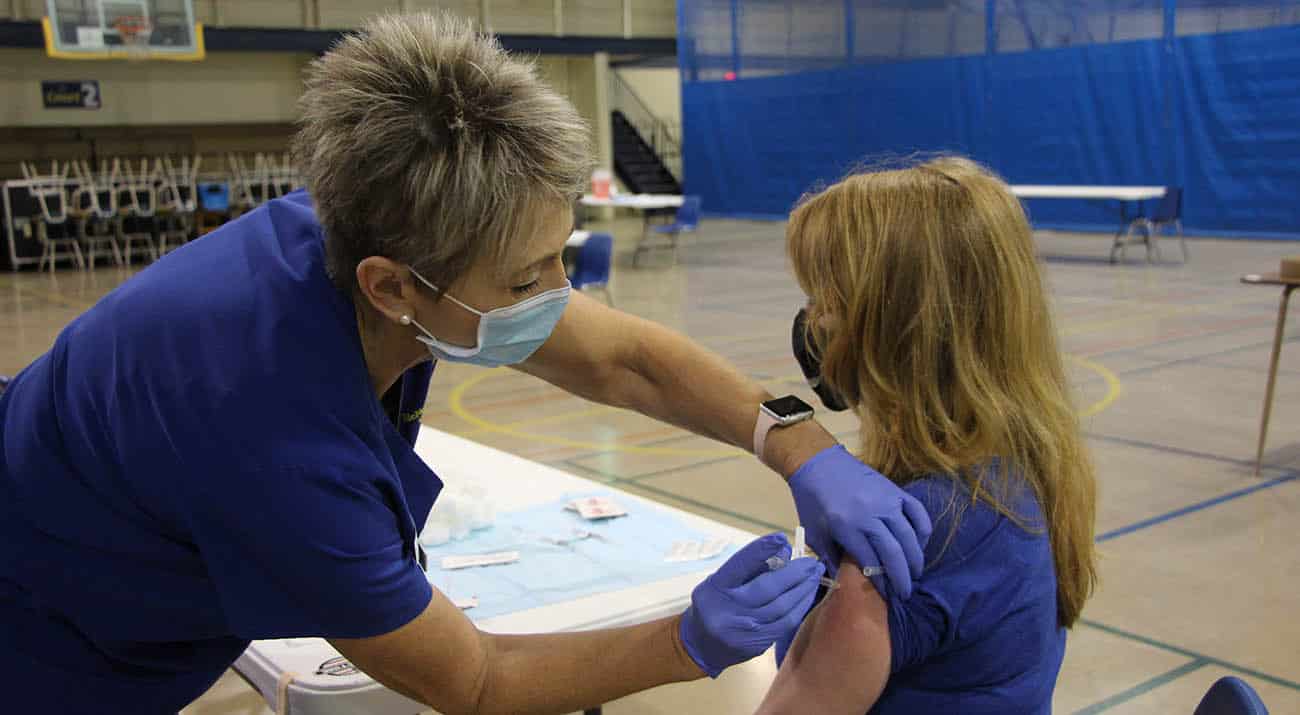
left=403, top=267, right=571, bottom=368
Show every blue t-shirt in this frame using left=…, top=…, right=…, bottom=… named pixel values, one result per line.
left=873, top=469, right=1065, bottom=714
left=0, top=191, right=441, bottom=713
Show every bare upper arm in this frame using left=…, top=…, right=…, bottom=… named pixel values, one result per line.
left=329, top=588, right=490, bottom=715
left=515, top=289, right=638, bottom=404
left=755, top=559, right=892, bottom=715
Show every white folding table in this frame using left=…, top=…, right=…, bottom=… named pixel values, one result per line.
left=578, top=194, right=685, bottom=232
left=578, top=194, right=685, bottom=230
left=578, top=194, right=685, bottom=211
left=579, top=194, right=689, bottom=266
left=232, top=426, right=760, bottom=715
left=1009, top=185, right=1167, bottom=263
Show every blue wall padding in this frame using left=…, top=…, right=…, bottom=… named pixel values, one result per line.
left=682, top=24, right=1300, bottom=237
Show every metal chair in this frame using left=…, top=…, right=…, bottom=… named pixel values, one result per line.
left=70, top=159, right=124, bottom=269
left=157, top=155, right=201, bottom=253
left=21, top=161, right=83, bottom=272
left=114, top=158, right=160, bottom=263
left=1143, top=186, right=1186, bottom=264
left=262, top=152, right=299, bottom=199
left=1194, top=676, right=1268, bottom=715
left=571, top=232, right=614, bottom=305
left=227, top=153, right=262, bottom=214
left=633, top=195, right=700, bottom=267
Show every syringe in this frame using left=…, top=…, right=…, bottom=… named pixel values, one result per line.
left=766, top=527, right=839, bottom=591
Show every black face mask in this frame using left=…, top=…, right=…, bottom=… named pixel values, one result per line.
left=791, top=307, right=849, bottom=412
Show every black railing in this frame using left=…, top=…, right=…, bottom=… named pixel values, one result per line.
left=610, top=71, right=681, bottom=183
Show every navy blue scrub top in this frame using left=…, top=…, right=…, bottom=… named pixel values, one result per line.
left=0, top=191, right=442, bottom=713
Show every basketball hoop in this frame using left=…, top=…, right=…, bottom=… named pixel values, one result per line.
left=113, top=15, right=152, bottom=60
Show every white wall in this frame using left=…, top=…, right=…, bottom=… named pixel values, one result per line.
left=0, top=0, right=653, bottom=177
left=616, top=67, right=681, bottom=126
left=0, top=48, right=614, bottom=180
left=0, top=48, right=311, bottom=126
left=2, top=0, right=676, bottom=36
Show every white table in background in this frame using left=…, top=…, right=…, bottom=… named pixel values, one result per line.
left=579, top=194, right=685, bottom=211
left=578, top=195, right=690, bottom=266
left=1009, top=185, right=1167, bottom=263
left=578, top=193, right=684, bottom=233
left=1009, top=185, right=1165, bottom=202
left=233, top=426, right=759, bottom=715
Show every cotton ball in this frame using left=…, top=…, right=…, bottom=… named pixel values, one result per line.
left=420, top=521, right=451, bottom=547
left=423, top=486, right=497, bottom=543
left=465, top=486, right=495, bottom=531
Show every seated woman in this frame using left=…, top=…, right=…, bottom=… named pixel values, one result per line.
left=757, top=157, right=1098, bottom=715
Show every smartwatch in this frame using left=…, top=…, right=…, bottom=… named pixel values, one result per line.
left=753, top=395, right=815, bottom=467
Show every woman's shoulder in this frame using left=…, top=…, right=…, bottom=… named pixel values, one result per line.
left=887, top=463, right=1058, bottom=657
left=903, top=463, right=1052, bottom=573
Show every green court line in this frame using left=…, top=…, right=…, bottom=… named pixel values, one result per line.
left=1080, top=619, right=1300, bottom=694
left=566, top=428, right=861, bottom=484
left=620, top=454, right=745, bottom=483
left=561, top=459, right=786, bottom=534
left=1072, top=658, right=1209, bottom=714
left=551, top=418, right=749, bottom=465
left=626, top=479, right=788, bottom=534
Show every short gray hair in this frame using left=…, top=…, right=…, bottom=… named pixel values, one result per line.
left=293, top=11, right=592, bottom=294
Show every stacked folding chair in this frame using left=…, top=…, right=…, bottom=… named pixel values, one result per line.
left=157, top=155, right=201, bottom=254
left=70, top=159, right=124, bottom=269
left=114, top=158, right=160, bottom=263
left=21, top=161, right=83, bottom=272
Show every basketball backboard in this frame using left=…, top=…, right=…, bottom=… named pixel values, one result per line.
left=43, top=0, right=204, bottom=61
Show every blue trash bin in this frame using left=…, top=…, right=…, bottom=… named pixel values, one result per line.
left=198, top=182, right=230, bottom=212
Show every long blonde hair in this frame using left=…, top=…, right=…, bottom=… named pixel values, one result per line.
left=786, top=156, right=1097, bottom=627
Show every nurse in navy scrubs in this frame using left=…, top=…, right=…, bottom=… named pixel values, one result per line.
left=0, top=13, right=929, bottom=714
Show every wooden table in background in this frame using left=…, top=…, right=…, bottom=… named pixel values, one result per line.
left=1240, top=272, right=1300, bottom=475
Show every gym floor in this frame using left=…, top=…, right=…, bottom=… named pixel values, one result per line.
left=2, top=217, right=1297, bottom=714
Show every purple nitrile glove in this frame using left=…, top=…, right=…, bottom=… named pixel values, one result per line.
left=679, top=533, right=825, bottom=678
left=788, top=445, right=933, bottom=598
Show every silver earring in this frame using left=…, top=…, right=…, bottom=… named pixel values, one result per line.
left=399, top=315, right=412, bottom=326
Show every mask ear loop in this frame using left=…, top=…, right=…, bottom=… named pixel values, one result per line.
left=408, top=266, right=484, bottom=317
left=399, top=313, right=437, bottom=341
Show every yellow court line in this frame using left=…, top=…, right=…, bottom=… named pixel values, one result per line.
left=1066, top=353, right=1124, bottom=418
left=446, top=354, right=1123, bottom=454
left=450, top=404, right=618, bottom=439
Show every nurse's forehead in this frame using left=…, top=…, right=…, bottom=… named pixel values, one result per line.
left=504, top=207, right=573, bottom=272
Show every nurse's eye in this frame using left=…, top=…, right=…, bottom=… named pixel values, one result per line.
left=511, top=279, right=541, bottom=297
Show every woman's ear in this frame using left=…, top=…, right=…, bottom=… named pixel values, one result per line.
left=355, top=257, right=416, bottom=324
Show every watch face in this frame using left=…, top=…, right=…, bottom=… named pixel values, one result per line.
left=764, top=395, right=814, bottom=419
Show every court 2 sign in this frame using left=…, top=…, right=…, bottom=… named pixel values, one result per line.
left=42, top=80, right=102, bottom=109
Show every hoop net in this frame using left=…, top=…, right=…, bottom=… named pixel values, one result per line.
left=113, top=15, right=153, bottom=60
